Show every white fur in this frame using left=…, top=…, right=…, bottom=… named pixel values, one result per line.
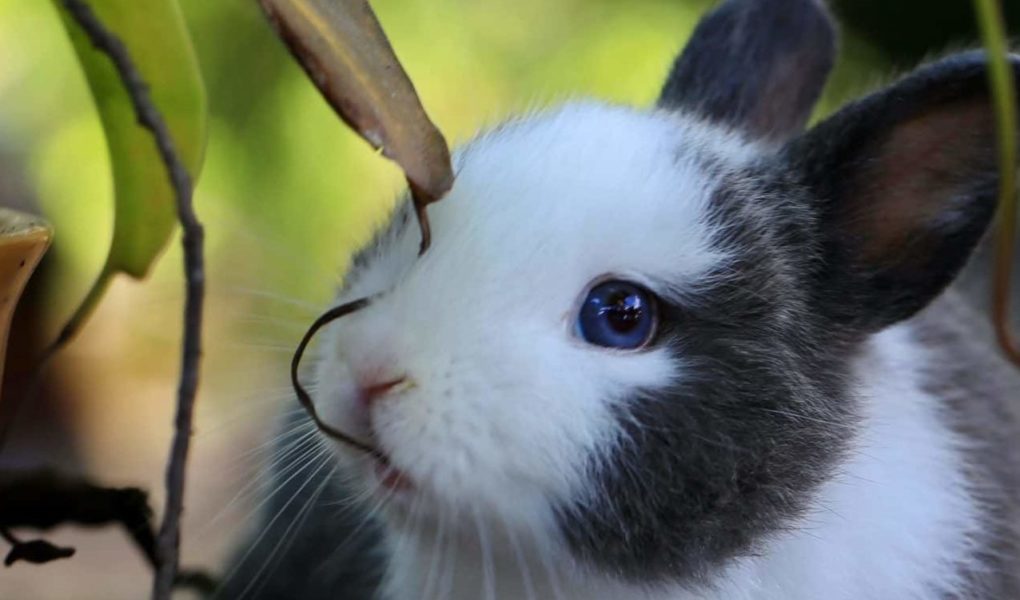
left=315, top=103, right=742, bottom=520
left=312, top=103, right=982, bottom=599
left=694, top=324, right=984, bottom=600
left=372, top=325, right=984, bottom=600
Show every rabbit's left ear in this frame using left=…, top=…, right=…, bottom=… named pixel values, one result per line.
left=658, top=0, right=836, bottom=142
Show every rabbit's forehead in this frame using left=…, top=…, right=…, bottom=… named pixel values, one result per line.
left=366, top=103, right=757, bottom=302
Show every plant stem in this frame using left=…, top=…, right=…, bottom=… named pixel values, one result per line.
left=46, top=263, right=113, bottom=355
left=974, top=0, right=1020, bottom=366
left=60, top=2, right=206, bottom=598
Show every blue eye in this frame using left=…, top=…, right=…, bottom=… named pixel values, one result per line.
left=577, top=280, right=658, bottom=349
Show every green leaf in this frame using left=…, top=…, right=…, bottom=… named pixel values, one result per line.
left=56, top=0, right=207, bottom=279
left=44, top=0, right=207, bottom=350
left=973, top=0, right=1020, bottom=365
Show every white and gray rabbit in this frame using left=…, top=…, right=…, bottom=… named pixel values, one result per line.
left=221, top=0, right=1020, bottom=597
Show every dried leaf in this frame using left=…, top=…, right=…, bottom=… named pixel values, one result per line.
left=257, top=0, right=454, bottom=250
left=0, top=210, right=51, bottom=400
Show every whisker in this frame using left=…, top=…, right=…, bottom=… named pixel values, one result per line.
left=221, top=438, right=331, bottom=529
left=526, top=519, right=566, bottom=600
left=213, top=447, right=334, bottom=598
left=222, top=285, right=323, bottom=314
left=438, top=503, right=460, bottom=600
left=238, top=463, right=339, bottom=600
left=501, top=513, right=536, bottom=600
left=219, top=223, right=337, bottom=278
left=422, top=503, right=447, bottom=600
left=388, top=490, right=427, bottom=596
left=222, top=416, right=316, bottom=465
left=320, top=474, right=400, bottom=567
left=473, top=507, right=497, bottom=600
left=196, top=384, right=311, bottom=423
left=214, top=384, right=310, bottom=402
left=216, top=309, right=315, bottom=330
left=218, top=341, right=304, bottom=354
left=194, top=401, right=307, bottom=442
left=233, top=314, right=313, bottom=333
left=199, top=425, right=323, bottom=531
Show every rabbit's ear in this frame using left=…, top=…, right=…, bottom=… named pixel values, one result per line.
left=785, top=52, right=1019, bottom=332
left=658, top=0, right=836, bottom=142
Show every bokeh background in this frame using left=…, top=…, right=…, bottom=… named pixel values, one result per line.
left=0, top=0, right=1016, bottom=597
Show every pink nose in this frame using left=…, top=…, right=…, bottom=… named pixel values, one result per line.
left=358, top=376, right=407, bottom=408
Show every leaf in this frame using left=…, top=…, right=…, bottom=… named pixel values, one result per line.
left=257, top=0, right=454, bottom=251
left=0, top=210, right=52, bottom=399
left=55, top=0, right=207, bottom=279
left=42, top=0, right=207, bottom=351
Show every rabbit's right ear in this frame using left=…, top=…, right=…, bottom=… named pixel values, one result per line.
left=658, top=0, right=837, bottom=142
left=785, top=52, right=1020, bottom=333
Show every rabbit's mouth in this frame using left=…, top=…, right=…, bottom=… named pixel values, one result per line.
left=372, top=451, right=414, bottom=493
left=357, top=403, right=418, bottom=494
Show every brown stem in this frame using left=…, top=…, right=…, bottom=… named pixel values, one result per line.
left=993, top=216, right=1020, bottom=366
left=290, top=296, right=380, bottom=456
left=59, top=2, right=206, bottom=598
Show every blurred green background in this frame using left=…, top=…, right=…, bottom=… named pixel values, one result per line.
left=0, top=0, right=1013, bottom=597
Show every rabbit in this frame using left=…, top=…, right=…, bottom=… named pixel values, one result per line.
left=219, top=0, right=1020, bottom=598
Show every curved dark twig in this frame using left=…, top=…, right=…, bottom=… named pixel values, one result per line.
left=290, top=296, right=382, bottom=458
left=0, top=526, right=75, bottom=566
left=0, top=470, right=216, bottom=592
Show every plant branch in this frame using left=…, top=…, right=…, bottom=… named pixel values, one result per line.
left=974, top=0, right=1020, bottom=367
left=0, top=470, right=216, bottom=592
left=0, top=526, right=76, bottom=567
left=60, top=2, right=206, bottom=599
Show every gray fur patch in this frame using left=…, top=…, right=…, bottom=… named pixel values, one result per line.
left=913, top=290, right=1020, bottom=599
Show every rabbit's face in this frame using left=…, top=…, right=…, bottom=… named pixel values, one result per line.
left=313, top=103, right=854, bottom=579
left=310, top=0, right=1009, bottom=584
left=316, top=105, right=735, bottom=509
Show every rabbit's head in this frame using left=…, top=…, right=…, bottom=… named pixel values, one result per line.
left=310, top=0, right=1015, bottom=584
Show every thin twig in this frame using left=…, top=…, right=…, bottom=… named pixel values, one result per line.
left=0, top=527, right=17, bottom=546
left=60, top=2, right=206, bottom=599
left=0, top=525, right=76, bottom=567
left=974, top=0, right=1020, bottom=367
left=0, top=470, right=217, bottom=591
